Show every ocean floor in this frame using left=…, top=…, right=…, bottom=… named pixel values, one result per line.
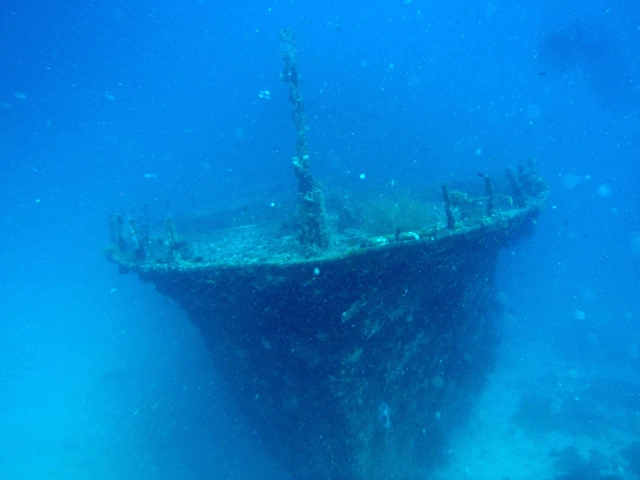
left=430, top=340, right=640, bottom=480
left=2, top=279, right=639, bottom=480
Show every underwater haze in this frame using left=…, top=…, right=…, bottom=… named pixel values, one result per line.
left=1, top=0, right=639, bottom=478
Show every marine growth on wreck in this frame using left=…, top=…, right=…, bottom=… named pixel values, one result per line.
left=106, top=29, right=549, bottom=480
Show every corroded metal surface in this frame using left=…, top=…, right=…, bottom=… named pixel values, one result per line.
left=107, top=164, right=547, bottom=479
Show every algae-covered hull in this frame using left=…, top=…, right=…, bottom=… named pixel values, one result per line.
left=108, top=172, right=547, bottom=479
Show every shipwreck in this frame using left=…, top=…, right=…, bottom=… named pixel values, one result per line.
left=107, top=29, right=548, bottom=479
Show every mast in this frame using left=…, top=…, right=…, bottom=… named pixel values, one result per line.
left=279, top=28, right=330, bottom=251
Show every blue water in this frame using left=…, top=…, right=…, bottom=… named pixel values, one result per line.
left=1, top=0, right=639, bottom=478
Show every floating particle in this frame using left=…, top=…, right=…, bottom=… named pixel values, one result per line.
left=574, top=310, right=586, bottom=321
left=562, top=174, right=580, bottom=189
left=553, top=262, right=567, bottom=275
left=630, top=232, right=640, bottom=254
left=432, top=375, right=444, bottom=389
left=476, top=148, right=482, bottom=155
left=597, top=184, right=612, bottom=198
left=526, top=104, right=540, bottom=119
left=359, top=173, right=366, bottom=180
left=496, top=291, right=509, bottom=305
